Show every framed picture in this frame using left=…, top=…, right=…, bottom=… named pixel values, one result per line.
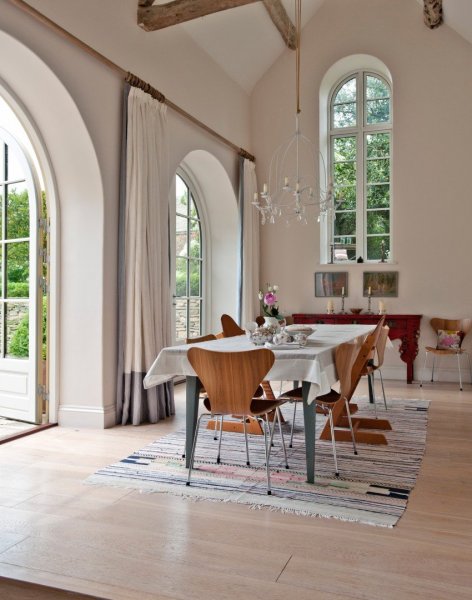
left=363, top=271, right=398, bottom=297
left=314, top=272, right=348, bottom=297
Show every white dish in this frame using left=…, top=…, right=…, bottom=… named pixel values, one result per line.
left=284, top=325, right=315, bottom=335
left=264, top=342, right=301, bottom=350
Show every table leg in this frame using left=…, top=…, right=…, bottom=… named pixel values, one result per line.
left=302, top=381, right=316, bottom=484
left=185, top=376, right=201, bottom=468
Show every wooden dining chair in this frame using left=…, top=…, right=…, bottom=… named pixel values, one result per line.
left=419, top=317, right=472, bottom=391
left=186, top=347, right=283, bottom=494
left=220, top=314, right=245, bottom=337
left=361, top=325, right=390, bottom=412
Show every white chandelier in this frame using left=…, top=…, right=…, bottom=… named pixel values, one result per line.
left=253, top=0, right=336, bottom=225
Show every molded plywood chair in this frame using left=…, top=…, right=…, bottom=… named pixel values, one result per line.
left=186, top=347, right=282, bottom=494
left=420, top=318, right=472, bottom=391
left=280, top=338, right=363, bottom=476
left=361, top=325, right=390, bottom=412
left=221, top=314, right=245, bottom=337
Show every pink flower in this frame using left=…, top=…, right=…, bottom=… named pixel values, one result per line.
left=264, top=292, right=277, bottom=306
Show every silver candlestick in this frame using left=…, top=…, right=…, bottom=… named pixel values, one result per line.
left=339, top=294, right=346, bottom=314
left=366, top=293, right=373, bottom=314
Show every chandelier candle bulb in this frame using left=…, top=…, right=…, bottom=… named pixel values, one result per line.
left=263, top=183, right=268, bottom=193
left=284, top=176, right=289, bottom=186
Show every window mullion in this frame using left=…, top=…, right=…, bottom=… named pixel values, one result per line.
left=357, top=72, right=364, bottom=261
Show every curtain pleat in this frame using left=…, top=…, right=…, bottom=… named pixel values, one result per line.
left=238, top=158, right=260, bottom=326
left=116, top=86, right=174, bottom=425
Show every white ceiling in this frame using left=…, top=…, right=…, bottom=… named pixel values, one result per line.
left=151, top=0, right=472, bottom=93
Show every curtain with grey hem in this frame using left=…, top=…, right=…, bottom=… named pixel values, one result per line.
left=116, top=84, right=174, bottom=425
left=237, top=157, right=260, bottom=326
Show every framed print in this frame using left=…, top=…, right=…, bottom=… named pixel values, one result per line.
left=363, top=271, right=398, bottom=297
left=315, top=272, right=348, bottom=297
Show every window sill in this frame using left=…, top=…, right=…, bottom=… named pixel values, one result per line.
left=319, top=261, right=397, bottom=267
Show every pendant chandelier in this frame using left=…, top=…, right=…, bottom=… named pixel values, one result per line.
left=253, top=0, right=336, bottom=225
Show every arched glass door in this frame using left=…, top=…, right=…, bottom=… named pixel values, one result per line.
left=0, top=128, right=41, bottom=423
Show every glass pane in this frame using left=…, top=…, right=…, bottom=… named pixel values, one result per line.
left=189, top=260, right=201, bottom=297
left=0, top=185, right=3, bottom=240
left=367, top=236, right=390, bottom=261
left=333, top=236, right=356, bottom=261
left=335, top=186, right=356, bottom=210
left=334, top=161, right=356, bottom=185
left=334, top=211, right=356, bottom=236
left=188, top=298, right=201, bottom=338
left=7, top=183, right=30, bottom=239
left=0, top=304, right=3, bottom=356
left=333, top=103, right=356, bottom=128
left=174, top=298, right=187, bottom=342
left=7, top=242, right=29, bottom=298
left=333, top=136, right=356, bottom=162
left=6, top=302, right=29, bottom=358
left=190, top=195, right=199, bottom=220
left=189, top=219, right=201, bottom=259
left=366, top=133, right=390, bottom=158
left=365, top=75, right=389, bottom=99
left=0, top=246, right=2, bottom=297
left=5, top=145, right=26, bottom=183
left=367, top=210, right=390, bottom=234
left=334, top=77, right=356, bottom=103
left=367, top=158, right=389, bottom=183
left=366, top=99, right=390, bottom=124
left=367, top=184, right=390, bottom=209
left=175, top=215, right=188, bottom=257
left=175, top=257, right=187, bottom=297
left=176, top=175, right=188, bottom=216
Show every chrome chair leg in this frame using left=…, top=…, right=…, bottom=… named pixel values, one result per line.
left=213, top=415, right=219, bottom=440
left=379, top=369, right=387, bottom=410
left=289, top=401, right=297, bottom=448
left=327, top=407, right=339, bottom=477
left=186, top=413, right=206, bottom=486
left=259, top=416, right=272, bottom=495
left=276, top=407, right=289, bottom=469
left=243, top=416, right=250, bottom=466
left=457, top=352, right=463, bottom=391
left=344, top=398, right=358, bottom=455
left=370, top=373, right=378, bottom=419
left=216, top=413, right=224, bottom=464
left=431, top=354, right=436, bottom=382
left=419, top=352, right=428, bottom=387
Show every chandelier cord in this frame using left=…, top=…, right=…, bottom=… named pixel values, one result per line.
left=295, top=0, right=301, bottom=115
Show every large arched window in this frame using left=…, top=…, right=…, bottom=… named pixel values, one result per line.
left=329, top=70, right=392, bottom=262
left=174, top=172, right=203, bottom=342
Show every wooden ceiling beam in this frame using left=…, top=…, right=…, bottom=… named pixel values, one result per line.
left=138, top=0, right=259, bottom=32
left=424, top=0, right=443, bottom=29
left=262, top=0, right=296, bottom=50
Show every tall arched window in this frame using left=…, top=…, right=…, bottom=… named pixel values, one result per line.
left=329, top=70, right=392, bottom=262
left=174, top=172, right=203, bottom=342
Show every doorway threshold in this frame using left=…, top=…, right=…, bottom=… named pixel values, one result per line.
left=0, top=418, right=57, bottom=445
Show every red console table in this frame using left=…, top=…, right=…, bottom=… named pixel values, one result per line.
left=292, top=313, right=422, bottom=383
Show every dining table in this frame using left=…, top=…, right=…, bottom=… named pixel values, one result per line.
left=143, top=323, right=375, bottom=483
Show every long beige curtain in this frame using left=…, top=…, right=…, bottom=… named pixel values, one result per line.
left=238, top=157, right=260, bottom=326
left=117, top=85, right=174, bottom=425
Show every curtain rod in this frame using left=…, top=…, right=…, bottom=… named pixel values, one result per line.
left=8, top=0, right=255, bottom=163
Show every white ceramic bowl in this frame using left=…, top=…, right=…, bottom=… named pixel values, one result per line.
left=285, top=324, right=315, bottom=336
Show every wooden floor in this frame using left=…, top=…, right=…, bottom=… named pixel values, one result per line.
left=0, top=380, right=471, bottom=600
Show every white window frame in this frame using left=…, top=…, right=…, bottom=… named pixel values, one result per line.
left=320, top=60, right=393, bottom=264
left=171, top=168, right=208, bottom=344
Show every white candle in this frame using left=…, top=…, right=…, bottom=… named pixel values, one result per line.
left=284, top=176, right=289, bottom=186
left=263, top=183, right=268, bottom=193
left=379, top=300, right=385, bottom=313
left=368, top=286, right=372, bottom=296
left=341, top=286, right=345, bottom=296
left=327, top=300, right=334, bottom=311
left=253, top=192, right=258, bottom=202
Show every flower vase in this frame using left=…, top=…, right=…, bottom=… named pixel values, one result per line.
left=264, top=316, right=281, bottom=331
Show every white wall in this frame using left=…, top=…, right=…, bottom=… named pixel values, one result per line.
left=0, top=0, right=249, bottom=426
left=252, top=0, right=472, bottom=381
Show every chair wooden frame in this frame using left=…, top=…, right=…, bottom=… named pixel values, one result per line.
left=420, top=318, right=472, bottom=391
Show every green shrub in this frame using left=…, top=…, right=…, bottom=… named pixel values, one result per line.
left=8, top=297, right=47, bottom=359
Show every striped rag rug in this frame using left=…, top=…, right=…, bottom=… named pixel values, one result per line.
left=85, top=397, right=429, bottom=527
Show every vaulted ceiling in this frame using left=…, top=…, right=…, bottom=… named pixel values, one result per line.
left=140, top=0, right=472, bottom=93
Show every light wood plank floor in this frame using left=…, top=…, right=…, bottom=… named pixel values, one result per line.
left=0, top=380, right=471, bottom=600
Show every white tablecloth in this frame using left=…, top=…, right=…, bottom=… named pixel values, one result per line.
left=143, top=324, right=375, bottom=403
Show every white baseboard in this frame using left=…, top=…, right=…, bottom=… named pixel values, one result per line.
left=58, top=403, right=116, bottom=428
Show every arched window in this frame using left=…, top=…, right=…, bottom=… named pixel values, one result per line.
left=174, top=172, right=203, bottom=342
left=329, top=70, right=392, bottom=262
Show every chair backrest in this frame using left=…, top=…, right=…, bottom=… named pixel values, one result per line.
left=187, top=348, right=274, bottom=415
left=255, top=316, right=265, bottom=327
left=335, top=337, right=363, bottom=401
left=185, top=334, right=217, bottom=344
left=221, top=314, right=245, bottom=337
left=348, top=316, right=386, bottom=400
left=430, top=318, right=472, bottom=338
left=374, top=325, right=390, bottom=367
